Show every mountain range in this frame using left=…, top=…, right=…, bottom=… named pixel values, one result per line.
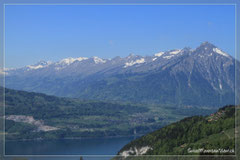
left=3, top=42, right=239, bottom=107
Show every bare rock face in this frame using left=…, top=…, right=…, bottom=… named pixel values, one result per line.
left=6, top=115, right=58, bottom=132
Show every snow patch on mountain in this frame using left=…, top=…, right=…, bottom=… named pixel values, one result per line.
left=219, top=83, right=222, bottom=90
left=154, top=52, right=164, bottom=57
left=169, top=49, right=181, bottom=55
left=218, top=79, right=223, bottom=90
left=213, top=48, right=229, bottom=57
left=27, top=65, right=44, bottom=70
left=124, top=58, right=145, bottom=68
left=163, top=55, right=175, bottom=59
left=152, top=57, right=157, bottom=61
left=54, top=57, right=88, bottom=70
left=27, top=61, right=52, bottom=70
left=58, top=57, right=88, bottom=65
left=93, top=56, right=106, bottom=64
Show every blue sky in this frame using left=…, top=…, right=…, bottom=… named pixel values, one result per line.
left=5, top=5, right=235, bottom=68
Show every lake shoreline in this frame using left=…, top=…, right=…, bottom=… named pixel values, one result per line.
left=6, top=136, right=138, bottom=156
left=5, top=134, right=143, bottom=142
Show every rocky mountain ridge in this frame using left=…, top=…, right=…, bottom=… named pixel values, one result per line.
left=3, top=42, right=239, bottom=107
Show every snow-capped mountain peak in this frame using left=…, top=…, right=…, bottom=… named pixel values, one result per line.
left=4, top=42, right=238, bottom=108
left=193, top=42, right=231, bottom=58
left=4, top=42, right=234, bottom=78
left=26, top=61, right=52, bottom=70
left=154, top=52, right=164, bottom=57
left=93, top=56, right=106, bottom=64
left=27, top=64, right=45, bottom=70
left=124, top=58, right=145, bottom=68
left=169, top=49, right=182, bottom=55
left=58, top=57, right=88, bottom=65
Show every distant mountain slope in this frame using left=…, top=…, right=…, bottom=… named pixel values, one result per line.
left=4, top=87, right=202, bottom=140
left=3, top=87, right=152, bottom=140
left=3, top=42, right=239, bottom=107
left=116, top=105, right=237, bottom=158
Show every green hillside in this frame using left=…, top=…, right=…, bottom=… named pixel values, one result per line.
left=115, top=105, right=238, bottom=158
left=3, top=87, right=209, bottom=141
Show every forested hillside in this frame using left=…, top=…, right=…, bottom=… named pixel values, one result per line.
left=116, top=105, right=238, bottom=158
left=3, top=87, right=206, bottom=140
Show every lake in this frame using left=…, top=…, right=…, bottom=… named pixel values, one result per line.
left=5, top=136, right=137, bottom=160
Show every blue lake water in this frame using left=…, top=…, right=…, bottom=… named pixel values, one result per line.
left=5, top=136, right=137, bottom=160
